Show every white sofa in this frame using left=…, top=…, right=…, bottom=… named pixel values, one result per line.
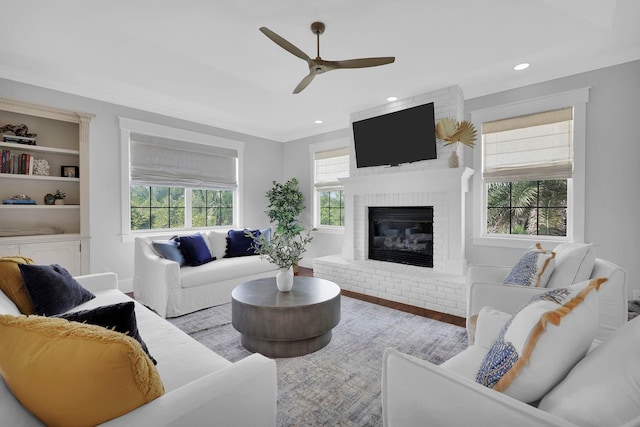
left=1, top=272, right=278, bottom=426
left=382, top=258, right=633, bottom=426
left=134, top=230, right=277, bottom=318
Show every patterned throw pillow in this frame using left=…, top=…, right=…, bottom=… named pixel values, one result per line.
left=503, top=243, right=556, bottom=287
left=475, top=278, right=606, bottom=403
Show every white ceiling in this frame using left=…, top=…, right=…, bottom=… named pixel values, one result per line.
left=1, top=1, right=639, bottom=142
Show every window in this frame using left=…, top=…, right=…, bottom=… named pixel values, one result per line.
left=119, top=118, right=244, bottom=237
left=484, top=108, right=572, bottom=237
left=192, top=189, right=233, bottom=227
left=130, top=186, right=185, bottom=230
left=471, top=88, right=589, bottom=246
left=313, top=147, right=349, bottom=228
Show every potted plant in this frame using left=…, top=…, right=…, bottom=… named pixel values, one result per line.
left=54, top=189, right=66, bottom=205
left=249, top=230, right=313, bottom=292
left=265, top=178, right=305, bottom=236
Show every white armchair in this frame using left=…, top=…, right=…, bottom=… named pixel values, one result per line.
left=382, top=258, right=631, bottom=427
left=467, top=257, right=628, bottom=347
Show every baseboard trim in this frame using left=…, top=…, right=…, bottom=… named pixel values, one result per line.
left=340, top=289, right=466, bottom=328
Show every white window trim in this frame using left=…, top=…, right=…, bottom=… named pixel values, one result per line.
left=470, top=87, right=589, bottom=248
left=308, top=137, right=350, bottom=232
left=119, top=117, right=245, bottom=242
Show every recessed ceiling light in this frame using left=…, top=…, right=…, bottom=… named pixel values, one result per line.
left=314, top=120, right=323, bottom=124
left=514, top=63, right=530, bottom=71
left=387, top=96, right=398, bottom=102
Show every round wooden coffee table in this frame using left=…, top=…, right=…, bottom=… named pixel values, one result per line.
left=231, top=277, right=341, bottom=357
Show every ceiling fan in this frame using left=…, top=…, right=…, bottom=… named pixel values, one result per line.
left=259, top=22, right=395, bottom=94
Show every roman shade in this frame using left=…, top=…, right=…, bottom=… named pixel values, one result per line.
left=482, top=108, right=573, bottom=183
left=314, top=147, right=349, bottom=190
left=130, top=133, right=238, bottom=190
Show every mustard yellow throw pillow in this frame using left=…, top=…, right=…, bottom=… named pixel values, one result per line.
left=0, top=256, right=35, bottom=314
left=0, top=314, right=164, bottom=427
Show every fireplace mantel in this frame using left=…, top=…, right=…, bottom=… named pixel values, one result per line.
left=340, top=167, right=474, bottom=276
left=340, top=167, right=474, bottom=195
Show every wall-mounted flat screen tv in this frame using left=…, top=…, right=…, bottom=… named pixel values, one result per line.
left=352, top=102, right=437, bottom=168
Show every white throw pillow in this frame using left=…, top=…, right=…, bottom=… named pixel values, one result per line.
left=207, top=230, right=228, bottom=260
left=474, top=306, right=512, bottom=350
left=475, top=278, right=606, bottom=403
left=503, top=243, right=556, bottom=287
left=539, top=315, right=640, bottom=426
left=546, top=243, right=595, bottom=289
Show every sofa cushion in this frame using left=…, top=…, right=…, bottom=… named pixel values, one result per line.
left=0, top=290, right=19, bottom=316
left=19, top=264, right=95, bottom=316
left=0, top=314, right=164, bottom=426
left=0, top=256, right=36, bottom=314
left=55, top=301, right=156, bottom=365
left=475, top=278, right=605, bottom=403
left=152, top=239, right=185, bottom=266
left=175, top=233, right=215, bottom=266
left=225, top=229, right=260, bottom=258
left=546, top=243, right=595, bottom=289
left=538, top=315, right=640, bottom=426
left=180, top=256, right=275, bottom=289
left=207, top=230, right=229, bottom=260
left=503, top=243, right=556, bottom=287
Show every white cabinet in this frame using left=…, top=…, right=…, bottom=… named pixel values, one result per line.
left=0, top=97, right=92, bottom=274
left=0, top=239, right=81, bottom=276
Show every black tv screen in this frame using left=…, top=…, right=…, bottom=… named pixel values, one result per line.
left=352, top=102, right=437, bottom=168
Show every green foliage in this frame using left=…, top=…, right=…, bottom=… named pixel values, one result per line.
left=319, top=190, right=344, bottom=226
left=265, top=178, right=305, bottom=236
left=487, top=180, right=567, bottom=236
left=247, top=230, right=313, bottom=269
left=130, top=185, right=185, bottom=230
left=192, top=189, right=233, bottom=227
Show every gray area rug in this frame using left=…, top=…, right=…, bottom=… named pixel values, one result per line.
left=169, top=296, right=468, bottom=426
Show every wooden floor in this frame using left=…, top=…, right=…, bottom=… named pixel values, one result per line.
left=298, top=266, right=466, bottom=328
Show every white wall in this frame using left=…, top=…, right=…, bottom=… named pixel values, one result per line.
left=0, top=78, right=283, bottom=289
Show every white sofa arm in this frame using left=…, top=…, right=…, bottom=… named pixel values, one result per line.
left=134, top=237, right=181, bottom=318
left=468, top=281, right=546, bottom=319
left=74, top=272, right=119, bottom=293
left=467, top=264, right=512, bottom=285
left=382, top=348, right=573, bottom=427
left=100, top=353, right=277, bottom=427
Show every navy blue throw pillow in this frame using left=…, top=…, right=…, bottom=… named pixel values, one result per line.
left=56, top=301, right=157, bottom=365
left=225, top=229, right=260, bottom=258
left=152, top=240, right=185, bottom=266
left=175, top=234, right=215, bottom=266
left=19, top=264, right=95, bottom=316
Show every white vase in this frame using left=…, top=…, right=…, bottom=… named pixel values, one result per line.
left=276, top=267, right=294, bottom=292
left=448, top=150, right=459, bottom=168
left=54, top=199, right=65, bottom=205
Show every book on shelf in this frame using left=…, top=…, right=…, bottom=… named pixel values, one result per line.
left=2, top=199, right=37, bottom=205
left=2, top=134, right=37, bottom=145
left=1, top=150, right=33, bottom=174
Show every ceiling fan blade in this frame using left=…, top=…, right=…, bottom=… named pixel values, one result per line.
left=259, top=27, right=310, bottom=62
left=293, top=73, right=315, bottom=94
left=325, top=57, right=395, bottom=70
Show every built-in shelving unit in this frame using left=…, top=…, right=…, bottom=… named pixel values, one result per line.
left=0, top=97, right=93, bottom=274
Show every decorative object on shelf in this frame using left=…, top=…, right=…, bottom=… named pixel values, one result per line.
left=61, top=166, right=78, bottom=178
left=44, top=193, right=55, bottom=205
left=54, top=189, right=65, bottom=205
left=249, top=230, right=313, bottom=292
left=1, top=123, right=37, bottom=145
left=435, top=118, right=477, bottom=168
left=32, top=158, right=50, bottom=176
left=3, top=194, right=36, bottom=205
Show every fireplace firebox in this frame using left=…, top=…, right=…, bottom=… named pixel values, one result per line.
left=368, top=206, right=433, bottom=268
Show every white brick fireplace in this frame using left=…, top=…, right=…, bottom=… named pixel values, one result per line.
left=314, top=85, right=473, bottom=317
